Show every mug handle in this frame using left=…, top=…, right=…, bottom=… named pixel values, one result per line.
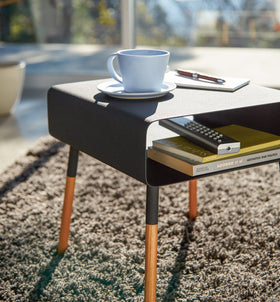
left=107, top=54, right=122, bottom=83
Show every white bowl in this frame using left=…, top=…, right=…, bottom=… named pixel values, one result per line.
left=0, top=61, right=26, bottom=116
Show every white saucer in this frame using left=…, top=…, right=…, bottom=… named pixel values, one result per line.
left=97, top=80, right=176, bottom=99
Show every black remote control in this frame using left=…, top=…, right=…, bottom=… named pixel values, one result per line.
left=159, top=117, right=240, bottom=155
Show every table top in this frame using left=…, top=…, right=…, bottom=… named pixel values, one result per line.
left=48, top=79, right=280, bottom=186
left=51, top=79, right=280, bottom=121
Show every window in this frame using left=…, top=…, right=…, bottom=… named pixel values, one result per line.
left=136, top=0, right=280, bottom=48
left=1, top=0, right=279, bottom=48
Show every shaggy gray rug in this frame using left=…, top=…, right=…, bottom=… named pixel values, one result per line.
left=0, top=136, right=280, bottom=301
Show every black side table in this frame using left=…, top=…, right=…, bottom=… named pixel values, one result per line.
left=48, top=79, right=280, bottom=301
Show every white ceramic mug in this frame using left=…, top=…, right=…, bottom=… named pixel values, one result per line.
left=107, top=49, right=169, bottom=93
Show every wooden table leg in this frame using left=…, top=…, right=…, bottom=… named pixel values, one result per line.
left=189, top=179, right=197, bottom=220
left=58, top=146, right=79, bottom=254
left=145, top=185, right=159, bottom=302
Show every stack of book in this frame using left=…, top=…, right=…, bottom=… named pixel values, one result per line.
left=148, top=124, right=280, bottom=176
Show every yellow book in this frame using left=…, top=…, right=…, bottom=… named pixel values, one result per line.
left=152, top=125, right=280, bottom=163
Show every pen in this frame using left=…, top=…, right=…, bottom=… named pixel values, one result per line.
left=177, top=69, right=226, bottom=84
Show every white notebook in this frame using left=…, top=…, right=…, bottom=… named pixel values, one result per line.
left=164, top=71, right=250, bottom=92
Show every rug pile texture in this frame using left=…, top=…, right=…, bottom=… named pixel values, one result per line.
left=0, top=136, right=279, bottom=301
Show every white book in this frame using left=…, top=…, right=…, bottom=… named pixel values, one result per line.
left=164, top=71, right=250, bottom=92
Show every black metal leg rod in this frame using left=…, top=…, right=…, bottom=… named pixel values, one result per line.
left=146, top=185, right=159, bottom=225
left=67, top=146, right=79, bottom=177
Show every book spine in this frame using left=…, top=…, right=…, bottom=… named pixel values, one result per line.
left=193, top=149, right=280, bottom=176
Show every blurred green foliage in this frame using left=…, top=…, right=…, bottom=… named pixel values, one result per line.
left=0, top=0, right=185, bottom=46
left=0, top=0, right=35, bottom=42
left=0, top=0, right=279, bottom=47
